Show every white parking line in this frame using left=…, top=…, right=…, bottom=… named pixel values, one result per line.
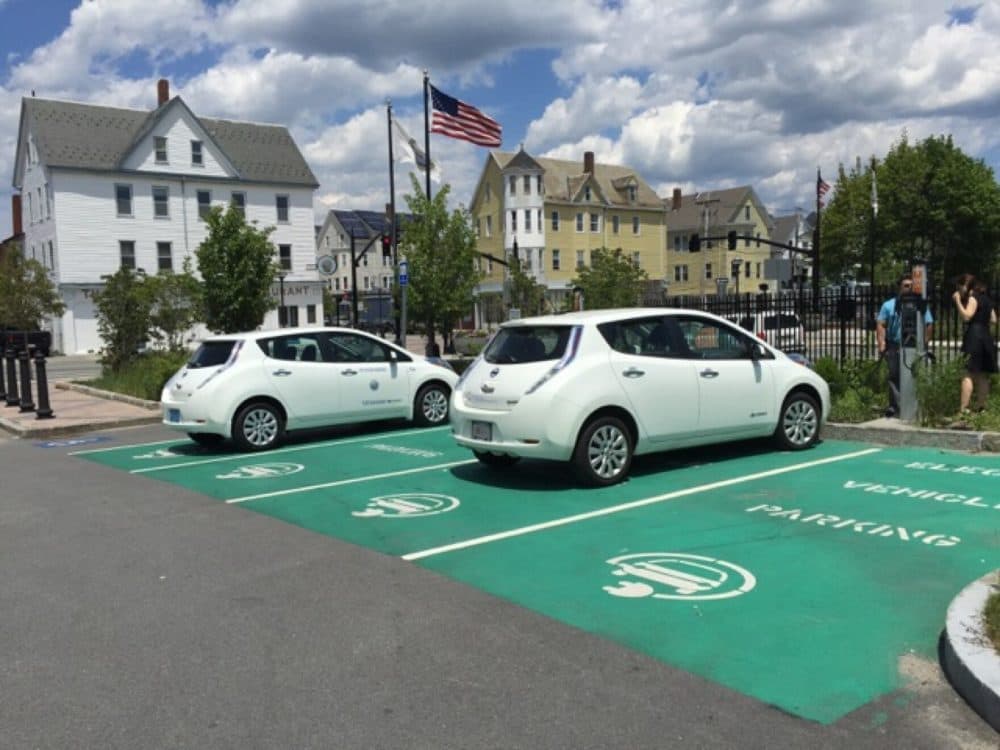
left=401, top=447, right=882, bottom=561
left=69, top=438, right=178, bottom=455
left=225, top=459, right=478, bottom=504
left=129, top=426, right=451, bottom=474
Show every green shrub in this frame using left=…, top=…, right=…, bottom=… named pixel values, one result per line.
left=986, top=589, right=1000, bottom=654
left=83, top=350, right=189, bottom=401
left=915, top=355, right=965, bottom=426
left=830, top=386, right=880, bottom=423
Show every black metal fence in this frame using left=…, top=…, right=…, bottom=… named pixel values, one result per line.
left=659, top=283, right=1000, bottom=367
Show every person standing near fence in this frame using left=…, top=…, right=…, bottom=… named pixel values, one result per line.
left=876, top=274, right=934, bottom=418
left=952, top=274, right=998, bottom=415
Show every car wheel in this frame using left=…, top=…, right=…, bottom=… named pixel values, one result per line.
left=572, top=415, right=632, bottom=487
left=774, top=392, right=820, bottom=450
left=232, top=402, right=284, bottom=452
left=414, top=383, right=450, bottom=426
left=473, top=450, right=521, bottom=467
left=187, top=432, right=224, bottom=448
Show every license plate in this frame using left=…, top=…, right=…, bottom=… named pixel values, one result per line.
left=471, top=421, right=492, bottom=441
left=168, top=408, right=181, bottom=423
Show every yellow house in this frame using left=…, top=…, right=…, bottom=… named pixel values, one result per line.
left=469, top=149, right=667, bottom=321
left=664, top=186, right=776, bottom=297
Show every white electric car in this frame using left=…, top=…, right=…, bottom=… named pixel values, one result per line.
left=161, top=327, right=458, bottom=450
left=450, top=309, right=830, bottom=486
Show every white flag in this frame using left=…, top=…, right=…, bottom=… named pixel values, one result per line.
left=392, top=116, right=440, bottom=181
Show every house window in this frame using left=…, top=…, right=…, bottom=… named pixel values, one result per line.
left=537, top=176, right=543, bottom=195
left=756, top=262, right=761, bottom=278
left=552, top=249, right=560, bottom=270
left=115, top=184, right=133, bottom=217
left=537, top=209, right=542, bottom=232
left=307, top=304, right=316, bottom=324
left=674, top=236, right=682, bottom=251
left=705, top=263, right=713, bottom=279
left=48, top=241, right=54, bottom=269
left=524, top=210, right=531, bottom=232
left=511, top=211, right=517, bottom=233
left=584, top=185, right=591, bottom=201
left=487, top=258, right=493, bottom=274
left=27, top=192, right=33, bottom=223
left=485, top=183, right=491, bottom=201
left=576, top=213, right=584, bottom=232
left=476, top=218, right=481, bottom=238
left=157, top=241, right=173, bottom=272
left=745, top=262, right=751, bottom=278
left=154, top=136, right=168, bottom=163
left=590, top=213, right=600, bottom=232
left=551, top=211, right=559, bottom=231
left=745, top=235, right=751, bottom=248
left=745, top=205, right=750, bottom=220
left=231, top=191, right=246, bottom=217
left=632, top=251, right=641, bottom=267
left=152, top=186, right=169, bottom=218
left=486, top=215, right=492, bottom=237
left=364, top=276, right=371, bottom=290
left=191, top=140, right=203, bottom=166
left=279, top=244, right=292, bottom=271
left=334, top=278, right=340, bottom=291
left=509, top=176, right=516, bottom=196
left=197, top=190, right=211, bottom=220
left=523, top=175, right=531, bottom=194
left=276, top=194, right=289, bottom=222
left=629, top=186, right=637, bottom=202
left=45, top=184, right=52, bottom=218
left=612, top=215, right=620, bottom=234
left=674, top=265, right=688, bottom=282
left=119, top=240, right=136, bottom=270
left=576, top=250, right=585, bottom=269
left=632, top=216, right=640, bottom=235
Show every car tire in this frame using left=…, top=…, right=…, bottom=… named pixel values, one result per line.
left=414, top=383, right=450, bottom=426
left=774, top=392, right=820, bottom=451
left=572, top=415, right=633, bottom=487
left=232, top=401, right=284, bottom=452
left=187, top=432, right=224, bottom=448
left=473, top=450, right=521, bottom=467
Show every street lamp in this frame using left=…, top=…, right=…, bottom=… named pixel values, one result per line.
left=278, top=269, right=288, bottom=327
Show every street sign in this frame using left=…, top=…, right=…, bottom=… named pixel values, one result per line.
left=399, top=260, right=408, bottom=286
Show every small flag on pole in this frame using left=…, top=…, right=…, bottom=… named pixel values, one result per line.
left=392, top=116, right=439, bottom=180
left=817, top=173, right=831, bottom=207
left=429, top=84, right=502, bottom=147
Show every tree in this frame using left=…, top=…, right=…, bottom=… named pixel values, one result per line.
left=196, top=205, right=278, bottom=333
left=146, top=258, right=203, bottom=351
left=90, top=267, right=153, bottom=373
left=400, top=176, right=483, bottom=348
left=822, top=134, right=1000, bottom=286
left=507, top=256, right=546, bottom=316
left=570, top=247, right=649, bottom=309
left=0, top=249, right=66, bottom=329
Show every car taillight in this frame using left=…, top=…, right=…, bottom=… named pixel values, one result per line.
left=525, top=326, right=582, bottom=395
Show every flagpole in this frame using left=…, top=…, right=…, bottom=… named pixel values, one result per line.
left=812, top=167, right=822, bottom=310
left=387, top=99, right=401, bottom=344
left=869, top=156, right=877, bottom=290
left=423, top=70, right=432, bottom=200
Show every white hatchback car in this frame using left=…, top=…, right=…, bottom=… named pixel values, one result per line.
left=161, top=327, right=458, bottom=450
left=450, top=309, right=830, bottom=486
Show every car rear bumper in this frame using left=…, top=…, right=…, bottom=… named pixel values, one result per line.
left=450, top=392, right=578, bottom=461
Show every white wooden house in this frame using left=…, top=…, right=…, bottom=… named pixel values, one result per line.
left=11, top=80, right=321, bottom=354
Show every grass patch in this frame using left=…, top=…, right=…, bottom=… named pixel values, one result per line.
left=985, top=589, right=1000, bottom=654
left=81, top=350, right=189, bottom=402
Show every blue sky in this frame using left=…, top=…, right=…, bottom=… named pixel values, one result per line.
left=2, top=0, right=1000, bottom=236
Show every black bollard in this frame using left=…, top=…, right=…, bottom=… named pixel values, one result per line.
left=18, top=348, right=35, bottom=413
left=5, top=348, right=19, bottom=407
left=34, top=351, right=54, bottom=419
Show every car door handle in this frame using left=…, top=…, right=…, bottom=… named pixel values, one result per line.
left=341, top=369, right=358, bottom=376
left=699, top=369, right=719, bottom=378
left=272, top=369, right=292, bottom=376
left=622, top=367, right=645, bottom=378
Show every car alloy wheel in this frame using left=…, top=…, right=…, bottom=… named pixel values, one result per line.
left=233, top=402, right=283, bottom=451
left=775, top=392, right=820, bottom=450
left=415, top=384, right=450, bottom=426
left=573, top=415, right=632, bottom=487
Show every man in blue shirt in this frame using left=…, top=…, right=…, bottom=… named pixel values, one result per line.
left=876, top=274, right=934, bottom=417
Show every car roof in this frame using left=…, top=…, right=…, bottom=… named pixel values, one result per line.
left=199, top=326, right=387, bottom=342
left=501, top=307, right=728, bottom=327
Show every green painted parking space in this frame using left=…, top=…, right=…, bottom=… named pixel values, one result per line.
left=74, top=430, right=999, bottom=724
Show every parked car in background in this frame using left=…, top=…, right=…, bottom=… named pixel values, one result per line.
left=450, top=308, right=830, bottom=487
left=1, top=327, right=52, bottom=356
left=161, top=327, right=457, bottom=450
left=731, top=312, right=806, bottom=354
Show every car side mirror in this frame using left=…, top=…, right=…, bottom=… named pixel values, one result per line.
left=747, top=340, right=761, bottom=361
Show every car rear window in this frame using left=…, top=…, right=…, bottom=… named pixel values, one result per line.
left=187, top=340, right=237, bottom=368
left=763, top=314, right=801, bottom=330
left=483, top=326, right=572, bottom=364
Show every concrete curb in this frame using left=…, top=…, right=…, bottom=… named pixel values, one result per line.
left=0, top=412, right=163, bottom=439
left=941, top=571, right=1000, bottom=733
left=54, top=381, right=160, bottom=410
left=824, top=421, right=1000, bottom=453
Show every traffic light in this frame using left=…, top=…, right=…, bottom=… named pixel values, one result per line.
left=727, top=231, right=737, bottom=250
left=688, top=233, right=700, bottom=252
left=381, top=233, right=392, bottom=260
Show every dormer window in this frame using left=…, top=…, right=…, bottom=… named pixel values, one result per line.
left=523, top=175, right=531, bottom=194
left=628, top=186, right=637, bottom=202
left=154, top=136, right=168, bottom=164
left=191, top=140, right=203, bottom=166
left=584, top=185, right=591, bottom=201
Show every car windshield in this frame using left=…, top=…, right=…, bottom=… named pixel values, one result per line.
left=187, top=340, right=236, bottom=368
left=483, top=326, right=571, bottom=364
left=764, top=315, right=800, bottom=330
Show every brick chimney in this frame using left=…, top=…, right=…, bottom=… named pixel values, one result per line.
left=672, top=188, right=682, bottom=210
left=157, top=78, right=170, bottom=107
left=12, top=194, right=22, bottom=236
left=583, top=151, right=594, bottom=174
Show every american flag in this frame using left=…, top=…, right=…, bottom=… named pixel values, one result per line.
left=430, top=84, right=502, bottom=148
left=817, top=173, right=831, bottom=206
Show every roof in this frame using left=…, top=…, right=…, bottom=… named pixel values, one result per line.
left=664, top=186, right=774, bottom=232
left=490, top=151, right=663, bottom=210
left=771, top=214, right=801, bottom=244
left=16, top=97, right=318, bottom=187
left=500, top=307, right=730, bottom=327
left=328, top=209, right=415, bottom=239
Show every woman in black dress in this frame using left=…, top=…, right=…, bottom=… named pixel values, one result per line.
left=952, top=274, right=998, bottom=414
